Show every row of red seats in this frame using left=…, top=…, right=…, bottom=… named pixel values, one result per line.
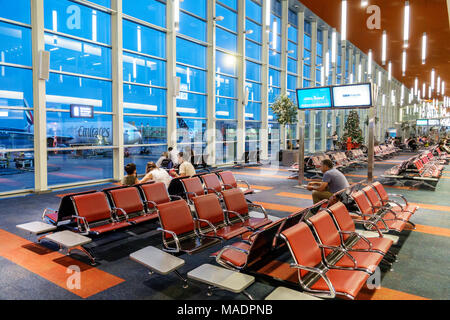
left=351, top=182, right=417, bottom=233
left=375, top=144, right=398, bottom=160
left=214, top=198, right=396, bottom=299
left=42, top=170, right=254, bottom=237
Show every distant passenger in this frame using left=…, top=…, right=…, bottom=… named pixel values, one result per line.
left=173, top=152, right=196, bottom=178
left=140, top=162, right=172, bottom=188
left=168, top=147, right=179, bottom=165
left=307, top=159, right=350, bottom=204
left=156, top=152, right=173, bottom=169
left=122, top=163, right=139, bottom=186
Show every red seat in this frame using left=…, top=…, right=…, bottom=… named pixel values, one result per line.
left=139, top=182, right=174, bottom=210
left=201, top=173, right=223, bottom=194
left=281, top=222, right=369, bottom=299
left=108, top=187, right=157, bottom=225
left=218, top=171, right=254, bottom=195
left=72, top=192, right=131, bottom=235
left=157, top=200, right=219, bottom=254
left=193, top=194, right=248, bottom=240
left=372, top=182, right=418, bottom=215
left=327, top=202, right=393, bottom=256
left=181, top=177, right=206, bottom=202
left=213, top=219, right=285, bottom=270
left=351, top=191, right=406, bottom=233
left=308, top=211, right=383, bottom=274
left=221, top=188, right=271, bottom=230
left=362, top=186, right=412, bottom=223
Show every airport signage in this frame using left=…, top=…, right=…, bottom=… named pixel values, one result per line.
left=70, top=104, right=94, bottom=119
left=416, top=119, right=428, bottom=126
left=332, top=83, right=372, bottom=109
left=296, top=83, right=372, bottom=110
left=428, top=119, right=440, bottom=126
left=296, top=87, right=333, bottom=110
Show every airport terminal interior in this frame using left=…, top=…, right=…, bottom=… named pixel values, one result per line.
left=0, top=0, right=449, bottom=301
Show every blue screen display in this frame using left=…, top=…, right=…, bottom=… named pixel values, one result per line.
left=296, top=87, right=332, bottom=109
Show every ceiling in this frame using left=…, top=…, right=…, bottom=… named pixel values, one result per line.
left=293, top=0, right=450, bottom=100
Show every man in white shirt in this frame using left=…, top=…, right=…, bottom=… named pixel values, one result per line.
left=168, top=147, right=179, bottom=166
left=174, top=152, right=196, bottom=178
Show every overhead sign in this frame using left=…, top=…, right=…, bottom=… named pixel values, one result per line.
left=70, top=105, right=94, bottom=119
left=428, top=119, right=440, bottom=126
left=332, top=83, right=372, bottom=109
left=296, top=87, right=333, bottom=110
left=416, top=119, right=428, bottom=126
left=296, top=83, right=372, bottom=110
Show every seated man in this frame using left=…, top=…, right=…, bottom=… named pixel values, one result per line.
left=307, top=159, right=350, bottom=204
left=173, top=152, right=196, bottom=178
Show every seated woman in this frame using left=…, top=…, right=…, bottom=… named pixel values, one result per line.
left=139, top=161, right=172, bottom=188
left=122, top=163, right=139, bottom=186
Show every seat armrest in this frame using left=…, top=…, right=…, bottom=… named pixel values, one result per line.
left=289, top=264, right=336, bottom=299
left=170, top=195, right=183, bottom=201
left=236, top=179, right=251, bottom=190
left=354, top=220, right=385, bottom=236
left=222, top=183, right=234, bottom=190
left=70, top=215, right=89, bottom=234
left=143, top=200, right=158, bottom=211
left=42, top=208, right=57, bottom=220
left=387, top=193, right=409, bottom=207
left=194, top=218, right=217, bottom=236
left=205, top=188, right=222, bottom=197
left=113, top=207, right=130, bottom=222
left=157, top=228, right=181, bottom=253
left=248, top=203, right=268, bottom=219
left=339, top=231, right=372, bottom=250
left=318, top=244, right=357, bottom=268
left=224, top=210, right=246, bottom=224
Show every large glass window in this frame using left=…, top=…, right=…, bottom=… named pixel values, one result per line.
left=0, top=4, right=33, bottom=193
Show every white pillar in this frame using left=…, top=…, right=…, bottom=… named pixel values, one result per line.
left=166, top=0, right=177, bottom=149
left=207, top=0, right=217, bottom=165
left=280, top=0, right=288, bottom=149
left=31, top=0, right=48, bottom=192
left=111, top=0, right=124, bottom=181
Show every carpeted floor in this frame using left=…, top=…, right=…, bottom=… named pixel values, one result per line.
left=0, top=152, right=448, bottom=300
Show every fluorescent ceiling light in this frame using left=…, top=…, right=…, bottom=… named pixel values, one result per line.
left=367, top=50, right=372, bottom=76
left=402, top=50, right=406, bottom=76
left=265, top=0, right=271, bottom=30
left=431, top=68, right=435, bottom=91
left=388, top=61, right=392, bottom=81
left=341, top=0, right=347, bottom=41
left=382, top=31, right=387, bottom=65
left=403, top=1, right=410, bottom=48
left=414, top=77, right=418, bottom=96
left=422, top=32, right=427, bottom=65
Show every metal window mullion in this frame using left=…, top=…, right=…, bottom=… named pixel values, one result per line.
left=260, top=0, right=269, bottom=160
left=167, top=0, right=177, bottom=149
left=122, top=48, right=167, bottom=62
left=44, top=29, right=112, bottom=48
left=122, top=15, right=167, bottom=33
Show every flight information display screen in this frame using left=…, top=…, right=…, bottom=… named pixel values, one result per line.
left=428, top=119, right=440, bottom=126
left=332, top=83, right=372, bottom=108
left=296, top=87, right=333, bottom=110
left=70, top=105, right=94, bottom=118
left=416, top=119, right=428, bottom=126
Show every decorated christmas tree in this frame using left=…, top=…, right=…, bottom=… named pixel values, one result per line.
left=342, top=110, right=364, bottom=145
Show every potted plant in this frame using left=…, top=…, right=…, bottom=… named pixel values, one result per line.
left=270, top=94, right=298, bottom=165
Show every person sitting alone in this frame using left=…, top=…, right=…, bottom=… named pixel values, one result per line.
left=156, top=152, right=173, bottom=169
left=173, top=152, right=196, bottom=178
left=121, top=163, right=139, bottom=186
left=139, top=161, right=172, bottom=188
left=307, top=159, right=350, bottom=204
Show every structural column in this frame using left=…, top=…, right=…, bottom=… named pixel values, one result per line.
left=166, top=0, right=177, bottom=150
left=260, top=0, right=270, bottom=161
left=31, top=0, right=48, bottom=192
left=111, top=0, right=124, bottom=181
left=310, top=20, right=317, bottom=152
left=207, top=0, right=217, bottom=165
left=279, top=0, right=288, bottom=149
